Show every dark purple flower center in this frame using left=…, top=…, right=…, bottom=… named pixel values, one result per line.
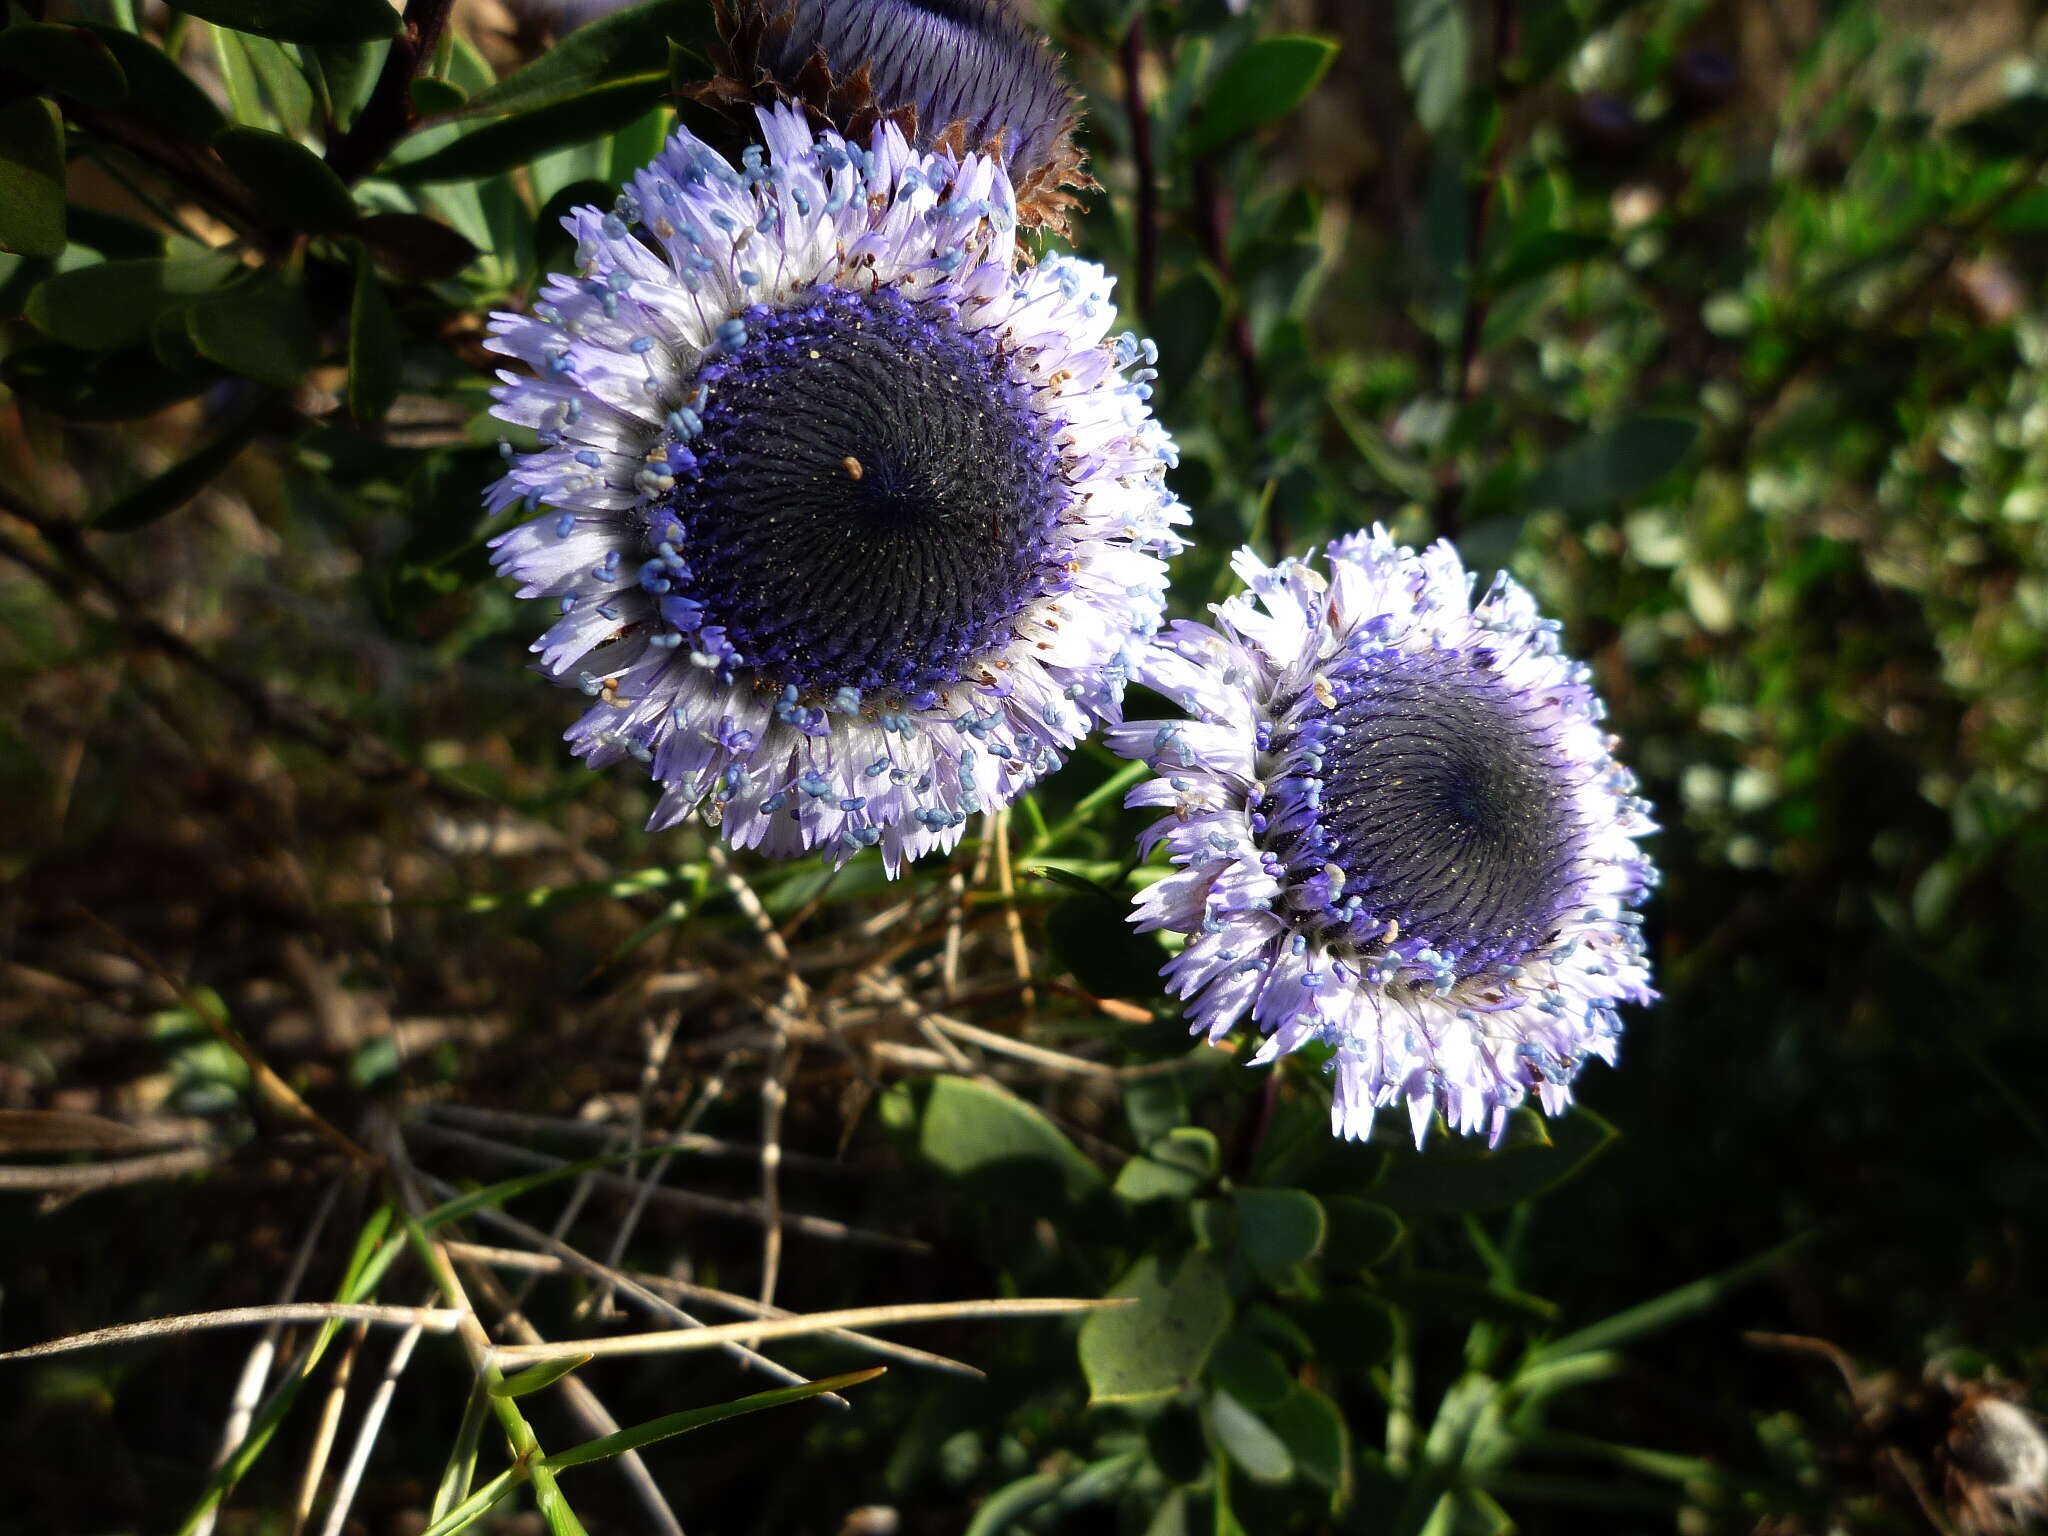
left=1277, top=649, right=1586, bottom=971
left=767, top=0, right=1073, bottom=171
left=652, top=285, right=1066, bottom=700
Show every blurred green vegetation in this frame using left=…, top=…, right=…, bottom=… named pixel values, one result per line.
left=3, top=0, right=2046, bottom=1532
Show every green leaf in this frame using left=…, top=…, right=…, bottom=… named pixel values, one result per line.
left=1265, top=1383, right=1350, bottom=1495
left=409, top=75, right=468, bottom=116
left=1371, top=1108, right=1617, bottom=1213
left=1524, top=417, right=1698, bottom=513
left=1322, top=1196, right=1404, bottom=1272
left=1294, top=1288, right=1397, bottom=1371
left=543, top=1368, right=883, bottom=1470
left=348, top=239, right=400, bottom=423
left=93, top=398, right=270, bottom=531
left=1233, top=1188, right=1326, bottom=1284
left=0, top=97, right=66, bottom=258
left=1115, top=1126, right=1220, bottom=1203
left=1079, top=1251, right=1232, bottom=1405
left=186, top=270, right=316, bottom=388
left=237, top=33, right=315, bottom=135
left=166, top=0, right=396, bottom=45
left=0, top=23, right=128, bottom=108
left=2, top=343, right=214, bottom=420
left=460, top=0, right=710, bottom=117
left=1207, top=1329, right=1292, bottom=1411
left=908, top=1076, right=1105, bottom=1204
left=392, top=74, right=669, bottom=182
left=25, top=253, right=241, bottom=351
left=489, top=1352, right=593, bottom=1399
left=1398, top=0, right=1468, bottom=136
left=214, top=127, right=358, bottom=231
left=1189, top=36, right=1338, bottom=156
left=1206, top=1388, right=1294, bottom=1484
left=80, top=26, right=227, bottom=140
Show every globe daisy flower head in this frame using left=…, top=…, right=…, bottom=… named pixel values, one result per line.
left=483, top=108, right=1186, bottom=875
left=1110, top=531, right=1657, bottom=1147
left=701, top=0, right=1091, bottom=234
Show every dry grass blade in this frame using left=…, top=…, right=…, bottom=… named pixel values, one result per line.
left=417, top=1169, right=839, bottom=1404
left=444, top=1242, right=985, bottom=1379
left=0, top=1146, right=220, bottom=1192
left=317, top=1314, right=429, bottom=1536
left=0, top=1304, right=464, bottom=1361
left=491, top=1297, right=1134, bottom=1364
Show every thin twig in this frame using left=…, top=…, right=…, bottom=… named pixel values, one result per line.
left=445, top=1241, right=684, bottom=1536
left=292, top=1322, right=365, bottom=1535
left=446, top=1243, right=984, bottom=1379
left=490, top=1296, right=1133, bottom=1365
left=316, top=1309, right=429, bottom=1536
left=0, top=1145, right=218, bottom=1191
left=325, top=0, right=457, bottom=184
left=417, top=1169, right=836, bottom=1403
left=989, top=810, right=1036, bottom=1015
left=193, top=1180, right=344, bottom=1536
left=0, top=1305, right=463, bottom=1361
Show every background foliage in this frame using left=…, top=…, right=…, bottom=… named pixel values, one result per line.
left=3, top=0, right=2047, bottom=1532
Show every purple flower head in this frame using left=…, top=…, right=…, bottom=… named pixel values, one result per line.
left=704, top=0, right=1090, bottom=233
left=484, top=108, right=1186, bottom=874
left=1109, top=532, right=1657, bottom=1147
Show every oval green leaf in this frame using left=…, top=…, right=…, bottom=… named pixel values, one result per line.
left=25, top=253, right=241, bottom=351
left=0, top=97, right=66, bottom=258
left=912, top=1076, right=1104, bottom=1204
left=214, top=127, right=358, bottom=232
left=1189, top=36, right=1338, bottom=156
left=0, top=23, right=128, bottom=108
left=460, top=0, right=710, bottom=118
left=167, top=0, right=396, bottom=45
left=1233, top=1187, right=1326, bottom=1284
left=1206, top=1388, right=1294, bottom=1485
left=186, top=271, right=315, bottom=388
left=390, top=74, right=669, bottom=183
left=81, top=26, right=228, bottom=140
left=1079, top=1251, right=1231, bottom=1405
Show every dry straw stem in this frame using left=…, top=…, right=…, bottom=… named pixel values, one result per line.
left=0, top=1145, right=220, bottom=1191
left=491, top=1296, right=1134, bottom=1365
left=0, top=1304, right=464, bottom=1361
left=414, top=1167, right=833, bottom=1402
left=444, top=1241, right=983, bottom=1380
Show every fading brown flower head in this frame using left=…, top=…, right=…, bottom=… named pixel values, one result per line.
left=700, top=0, right=1093, bottom=234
